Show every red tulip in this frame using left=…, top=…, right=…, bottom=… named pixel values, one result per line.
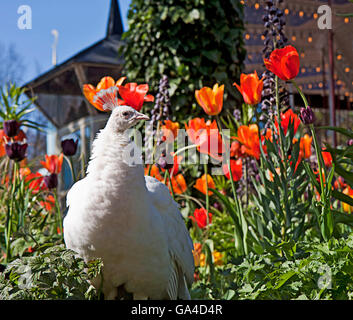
left=189, top=208, right=212, bottom=229
left=117, top=82, right=154, bottom=111
left=222, top=159, right=243, bottom=181
left=275, top=109, right=300, bottom=135
left=264, top=45, right=300, bottom=81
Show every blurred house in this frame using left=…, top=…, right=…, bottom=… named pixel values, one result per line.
left=24, top=0, right=124, bottom=191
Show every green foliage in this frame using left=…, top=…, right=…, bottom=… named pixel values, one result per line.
left=192, top=235, right=353, bottom=300
left=250, top=122, right=311, bottom=247
left=0, top=245, right=102, bottom=300
left=0, top=83, right=43, bottom=131
left=120, top=0, right=246, bottom=119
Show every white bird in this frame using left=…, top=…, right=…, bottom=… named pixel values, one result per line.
left=63, top=88, right=194, bottom=300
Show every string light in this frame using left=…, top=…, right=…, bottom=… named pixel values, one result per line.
left=319, top=82, right=323, bottom=88
left=345, top=18, right=349, bottom=23
left=245, top=34, right=250, bottom=40
left=308, top=84, right=313, bottom=89
left=261, top=35, right=265, bottom=40
left=301, top=67, right=306, bottom=73
left=301, top=52, right=305, bottom=58
left=313, top=13, right=318, bottom=19
left=292, top=35, right=296, bottom=41
left=345, top=67, right=350, bottom=73
left=284, top=9, right=289, bottom=15
left=316, top=67, right=321, bottom=73
left=308, top=36, right=313, bottom=43
left=299, top=11, right=304, bottom=17
left=337, top=54, right=342, bottom=60
left=254, top=3, right=260, bottom=9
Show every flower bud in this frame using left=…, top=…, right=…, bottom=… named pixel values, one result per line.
left=3, top=120, right=21, bottom=137
left=299, top=106, right=316, bottom=125
left=5, top=142, right=27, bottom=161
left=61, top=139, right=78, bottom=156
left=44, top=173, right=58, bottom=189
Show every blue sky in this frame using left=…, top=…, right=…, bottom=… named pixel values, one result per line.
left=0, top=0, right=131, bottom=85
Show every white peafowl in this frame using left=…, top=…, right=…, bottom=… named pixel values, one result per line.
left=63, top=87, right=194, bottom=300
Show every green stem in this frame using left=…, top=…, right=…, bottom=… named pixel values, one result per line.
left=216, top=115, right=247, bottom=256
left=53, top=191, right=63, bottom=241
left=292, top=80, right=326, bottom=197
left=5, top=161, right=18, bottom=263
left=291, top=80, right=309, bottom=107
left=216, top=116, right=237, bottom=201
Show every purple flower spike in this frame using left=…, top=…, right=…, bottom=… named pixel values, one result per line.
left=5, top=142, right=27, bottom=162
left=3, top=120, right=21, bottom=137
left=299, top=106, right=315, bottom=125
left=61, top=139, right=78, bottom=156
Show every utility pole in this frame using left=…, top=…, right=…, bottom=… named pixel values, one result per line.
left=51, top=29, right=59, bottom=66
left=328, top=0, right=336, bottom=146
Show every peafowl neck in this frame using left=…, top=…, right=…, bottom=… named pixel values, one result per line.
left=86, top=127, right=146, bottom=192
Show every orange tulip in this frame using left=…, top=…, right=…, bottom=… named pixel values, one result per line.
left=185, top=118, right=224, bottom=161
left=233, top=71, right=264, bottom=105
left=168, top=173, right=187, bottom=194
left=343, top=187, right=353, bottom=213
left=83, top=76, right=126, bottom=112
left=222, top=159, right=243, bottom=181
left=194, top=174, right=215, bottom=196
left=193, top=243, right=202, bottom=267
left=162, top=120, right=180, bottom=142
left=40, top=154, right=64, bottom=174
left=300, top=134, right=312, bottom=159
left=195, top=84, right=224, bottom=116
left=264, top=45, right=300, bottom=81
left=144, top=164, right=163, bottom=182
left=235, top=124, right=261, bottom=160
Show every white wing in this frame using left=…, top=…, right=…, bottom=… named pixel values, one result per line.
left=144, top=176, right=194, bottom=298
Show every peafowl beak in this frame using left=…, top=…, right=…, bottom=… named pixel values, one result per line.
left=134, top=112, right=150, bottom=121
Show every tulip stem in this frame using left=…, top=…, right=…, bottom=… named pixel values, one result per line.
left=5, top=161, right=18, bottom=263
left=291, top=80, right=309, bottom=107
left=204, top=163, right=209, bottom=214
left=216, top=116, right=247, bottom=255
left=292, top=80, right=326, bottom=195
left=53, top=191, right=63, bottom=241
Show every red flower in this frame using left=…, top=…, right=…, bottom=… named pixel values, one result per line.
left=222, top=159, right=243, bottom=181
left=233, top=71, right=264, bottom=105
left=185, top=118, right=224, bottom=161
left=264, top=45, right=300, bottom=81
left=322, top=149, right=333, bottom=167
left=275, top=109, right=300, bottom=135
left=40, top=195, right=55, bottom=212
left=189, top=208, right=212, bottom=229
left=40, top=154, right=64, bottom=174
left=117, top=82, right=154, bottom=111
left=25, top=172, right=46, bottom=194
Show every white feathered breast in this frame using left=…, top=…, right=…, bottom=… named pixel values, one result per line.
left=64, top=126, right=194, bottom=300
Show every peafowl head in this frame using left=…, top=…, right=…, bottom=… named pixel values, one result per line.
left=94, top=87, right=150, bottom=132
